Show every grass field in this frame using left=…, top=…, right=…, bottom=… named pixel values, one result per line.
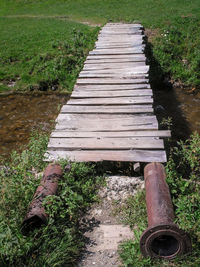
left=1, top=0, right=200, bottom=26
left=0, top=0, right=200, bottom=92
left=0, top=1, right=200, bottom=266
left=0, top=17, right=99, bottom=92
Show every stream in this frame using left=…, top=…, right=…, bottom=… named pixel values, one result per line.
left=0, top=93, right=69, bottom=161
left=0, top=88, right=199, bottom=161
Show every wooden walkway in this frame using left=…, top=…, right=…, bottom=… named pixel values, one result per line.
left=46, top=23, right=170, bottom=163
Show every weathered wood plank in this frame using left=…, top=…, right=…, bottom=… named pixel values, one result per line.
left=86, top=54, right=144, bottom=60
left=56, top=114, right=156, bottom=121
left=99, top=32, right=143, bottom=37
left=45, top=150, right=167, bottom=163
left=54, top=117, right=158, bottom=131
left=76, top=78, right=149, bottom=85
left=56, top=113, right=156, bottom=121
left=105, top=23, right=143, bottom=27
left=100, top=32, right=142, bottom=36
left=79, top=74, right=148, bottom=79
left=97, top=37, right=144, bottom=42
left=55, top=120, right=158, bottom=131
left=83, top=62, right=147, bottom=70
left=71, top=89, right=153, bottom=98
left=67, top=96, right=153, bottom=105
left=48, top=137, right=164, bottom=150
left=95, top=44, right=143, bottom=49
left=85, top=58, right=146, bottom=64
left=95, top=41, right=144, bottom=46
left=89, top=48, right=144, bottom=55
left=60, top=105, right=153, bottom=114
left=74, top=84, right=151, bottom=91
left=50, top=130, right=171, bottom=138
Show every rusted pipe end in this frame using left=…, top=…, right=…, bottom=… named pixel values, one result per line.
left=140, top=224, right=191, bottom=259
left=23, top=163, right=63, bottom=230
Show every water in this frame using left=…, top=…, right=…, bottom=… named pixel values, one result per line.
left=0, top=88, right=199, bottom=160
left=0, top=93, right=69, bottom=160
left=154, top=87, right=200, bottom=140
left=174, top=88, right=200, bottom=134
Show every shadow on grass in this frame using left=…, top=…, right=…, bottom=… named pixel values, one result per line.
left=145, top=37, right=191, bottom=156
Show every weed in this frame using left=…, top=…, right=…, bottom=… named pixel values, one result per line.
left=153, top=17, right=200, bottom=89
left=0, top=18, right=99, bottom=92
left=119, top=133, right=200, bottom=266
left=0, top=132, right=103, bottom=266
left=160, top=117, right=173, bottom=130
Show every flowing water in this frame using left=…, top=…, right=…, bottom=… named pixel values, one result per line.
left=0, top=93, right=69, bottom=160
left=0, top=88, right=199, bottom=160
left=154, top=87, right=200, bottom=141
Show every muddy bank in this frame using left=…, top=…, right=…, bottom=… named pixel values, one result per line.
left=0, top=93, right=69, bottom=160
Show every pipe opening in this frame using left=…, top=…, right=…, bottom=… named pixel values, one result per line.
left=151, top=235, right=179, bottom=257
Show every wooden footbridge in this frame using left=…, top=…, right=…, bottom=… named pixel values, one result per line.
left=46, top=23, right=170, bottom=163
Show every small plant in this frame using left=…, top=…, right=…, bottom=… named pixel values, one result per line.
left=154, top=17, right=200, bottom=89
left=160, top=117, right=173, bottom=130
left=0, top=132, right=103, bottom=266
left=119, top=133, right=200, bottom=266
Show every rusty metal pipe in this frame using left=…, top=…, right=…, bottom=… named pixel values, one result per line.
left=140, top=162, right=191, bottom=259
left=23, top=164, right=63, bottom=229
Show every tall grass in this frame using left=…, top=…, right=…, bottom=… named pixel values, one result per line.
left=0, top=18, right=99, bottom=92
left=0, top=133, right=103, bottom=266
left=119, top=133, right=200, bottom=267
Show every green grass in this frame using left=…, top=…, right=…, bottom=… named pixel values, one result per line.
left=118, top=133, right=200, bottom=267
left=152, top=17, right=200, bottom=88
left=1, top=0, right=200, bottom=27
left=0, top=132, right=103, bottom=266
left=0, top=17, right=99, bottom=92
left=1, top=0, right=200, bottom=92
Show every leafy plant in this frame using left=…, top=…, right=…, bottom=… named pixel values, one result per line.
left=0, top=133, right=103, bottom=266
left=153, top=17, right=200, bottom=89
left=119, top=133, right=200, bottom=266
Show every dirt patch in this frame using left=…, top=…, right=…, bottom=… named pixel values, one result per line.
left=77, top=175, right=144, bottom=267
left=145, top=28, right=160, bottom=42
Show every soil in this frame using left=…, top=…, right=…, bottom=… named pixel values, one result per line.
left=77, top=175, right=144, bottom=267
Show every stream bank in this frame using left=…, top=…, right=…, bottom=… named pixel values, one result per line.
left=0, top=92, right=69, bottom=160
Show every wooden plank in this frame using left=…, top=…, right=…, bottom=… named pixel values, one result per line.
left=45, top=150, right=167, bottom=163
left=100, top=28, right=142, bottom=32
left=71, top=89, right=153, bottom=98
left=60, top=105, right=153, bottom=114
left=67, top=97, right=153, bottom=105
left=85, top=59, right=146, bottom=64
left=99, top=32, right=143, bottom=36
left=76, top=78, right=149, bottom=85
left=78, top=73, right=148, bottom=79
left=54, top=119, right=158, bottom=131
left=95, top=41, right=143, bottom=46
left=95, top=43, right=143, bottom=48
left=85, top=58, right=146, bottom=64
left=105, top=23, right=143, bottom=27
left=103, top=25, right=142, bottom=29
left=54, top=117, right=158, bottom=131
left=56, top=113, right=156, bottom=121
left=74, top=84, right=151, bottom=91
left=99, top=33, right=143, bottom=37
left=89, top=49, right=144, bottom=55
left=56, top=114, right=156, bottom=121
left=50, top=130, right=171, bottom=138
left=91, top=47, right=144, bottom=52
left=48, top=137, right=164, bottom=150
left=55, top=122, right=158, bottom=131
left=97, top=37, right=144, bottom=42
left=83, top=62, right=146, bottom=69
left=86, top=54, right=144, bottom=60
